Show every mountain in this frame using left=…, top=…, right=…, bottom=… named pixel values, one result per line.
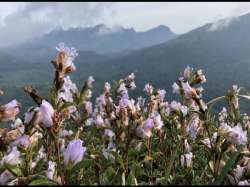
left=2, top=13, right=250, bottom=113
left=89, top=13, right=250, bottom=110
left=24, top=24, right=177, bottom=54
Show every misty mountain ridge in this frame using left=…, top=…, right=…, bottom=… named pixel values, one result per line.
left=1, top=13, right=250, bottom=113
left=26, top=24, right=177, bottom=54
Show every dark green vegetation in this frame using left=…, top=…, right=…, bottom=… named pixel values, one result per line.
left=1, top=13, right=250, bottom=114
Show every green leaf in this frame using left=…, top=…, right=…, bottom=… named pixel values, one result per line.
left=28, top=178, right=58, bottom=185
left=72, top=159, right=92, bottom=172
left=4, top=164, right=22, bottom=177
left=214, top=150, right=241, bottom=185
left=111, top=151, right=125, bottom=171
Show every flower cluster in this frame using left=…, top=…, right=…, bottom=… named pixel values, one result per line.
left=0, top=43, right=249, bottom=185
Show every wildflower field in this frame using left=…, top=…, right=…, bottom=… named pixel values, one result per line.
left=0, top=43, right=249, bottom=185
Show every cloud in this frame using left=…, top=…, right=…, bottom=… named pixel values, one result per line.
left=0, top=2, right=115, bottom=46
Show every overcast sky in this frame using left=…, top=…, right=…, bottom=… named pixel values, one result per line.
left=0, top=2, right=250, bottom=46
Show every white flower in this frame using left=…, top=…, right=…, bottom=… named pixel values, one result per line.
left=227, top=124, right=247, bottom=145
left=1, top=146, right=21, bottom=166
left=47, top=161, right=56, bottom=180
left=172, top=82, right=180, bottom=94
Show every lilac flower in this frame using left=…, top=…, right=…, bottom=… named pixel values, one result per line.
left=0, top=99, right=20, bottom=122
left=95, top=115, right=104, bottom=126
left=144, top=83, right=153, bottom=95
left=0, top=170, right=14, bottom=185
left=104, top=82, right=111, bottom=93
left=84, top=101, right=93, bottom=115
left=64, top=139, right=86, bottom=166
left=87, top=76, right=95, bottom=88
left=180, top=152, right=193, bottom=168
left=130, top=81, right=136, bottom=90
left=119, top=95, right=130, bottom=108
left=86, top=118, right=94, bottom=126
left=181, top=81, right=197, bottom=99
left=118, top=83, right=128, bottom=96
left=218, top=122, right=232, bottom=135
left=153, top=114, right=164, bottom=130
left=188, top=115, right=200, bottom=140
left=127, top=73, right=135, bottom=80
left=172, top=82, right=180, bottom=94
left=96, top=94, right=106, bottom=108
left=180, top=105, right=188, bottom=116
left=37, top=100, right=55, bottom=128
left=47, top=161, right=56, bottom=180
left=102, top=142, right=116, bottom=160
left=12, top=135, right=29, bottom=148
left=11, top=118, right=25, bottom=134
left=85, top=89, right=92, bottom=99
left=183, top=66, right=193, bottom=79
left=196, top=69, right=206, bottom=83
left=104, top=129, right=115, bottom=138
left=158, top=89, right=166, bottom=101
left=238, top=180, right=249, bottom=185
left=59, top=130, right=74, bottom=138
left=136, top=118, right=154, bottom=138
left=56, top=42, right=78, bottom=72
left=58, top=76, right=78, bottom=102
left=1, top=146, right=21, bottom=166
left=24, top=108, right=36, bottom=124
left=227, top=124, right=247, bottom=145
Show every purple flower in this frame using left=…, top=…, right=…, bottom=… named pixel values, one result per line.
left=0, top=170, right=14, bottom=185
left=104, top=129, right=115, bottom=137
left=47, top=161, right=56, bottom=180
left=183, top=66, right=193, bottom=79
left=153, top=114, right=164, bottom=130
left=144, top=83, right=153, bottom=95
left=0, top=99, right=20, bottom=122
left=87, top=76, right=95, bottom=88
left=12, top=135, right=29, bottom=148
left=158, top=89, right=166, bottom=101
left=95, top=115, right=104, bottom=126
left=64, top=139, right=86, bottom=166
left=227, top=124, right=247, bottom=145
left=1, top=146, right=21, bottom=166
left=84, top=101, right=93, bottom=115
left=104, top=82, right=111, bottom=93
left=172, top=82, right=180, bottom=94
left=37, top=100, right=55, bottom=128
left=180, top=152, right=193, bottom=168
